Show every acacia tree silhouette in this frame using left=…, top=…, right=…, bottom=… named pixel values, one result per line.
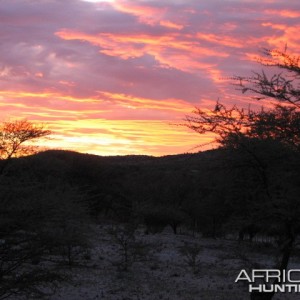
left=0, top=120, right=55, bottom=299
left=0, top=119, right=51, bottom=174
left=184, top=49, right=300, bottom=300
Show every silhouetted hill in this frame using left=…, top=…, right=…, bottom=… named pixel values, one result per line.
left=4, top=148, right=227, bottom=184
left=14, top=149, right=218, bottom=169
left=2, top=148, right=231, bottom=227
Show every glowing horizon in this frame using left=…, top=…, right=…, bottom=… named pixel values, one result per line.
left=0, top=0, right=299, bottom=156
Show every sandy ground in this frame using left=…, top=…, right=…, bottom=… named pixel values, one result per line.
left=47, top=225, right=300, bottom=300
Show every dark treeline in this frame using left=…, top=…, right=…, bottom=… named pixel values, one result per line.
left=4, top=145, right=298, bottom=239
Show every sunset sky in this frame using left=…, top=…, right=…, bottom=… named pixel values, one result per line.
left=0, top=0, right=299, bottom=156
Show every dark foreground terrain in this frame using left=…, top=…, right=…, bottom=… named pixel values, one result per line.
left=1, top=149, right=300, bottom=300
left=48, top=224, right=300, bottom=300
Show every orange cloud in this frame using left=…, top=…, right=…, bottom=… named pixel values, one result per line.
left=160, top=20, right=184, bottom=30
left=0, top=90, right=98, bottom=104
left=0, top=85, right=216, bottom=156
left=262, top=23, right=300, bottom=51
left=99, top=91, right=193, bottom=113
left=59, top=80, right=76, bottom=87
left=0, top=89, right=212, bottom=155
left=0, top=90, right=111, bottom=122
left=35, top=72, right=44, bottom=78
left=55, top=29, right=227, bottom=74
left=265, top=9, right=300, bottom=18
left=111, top=1, right=185, bottom=31
left=111, top=1, right=167, bottom=26
left=0, top=89, right=196, bottom=121
left=196, top=33, right=243, bottom=48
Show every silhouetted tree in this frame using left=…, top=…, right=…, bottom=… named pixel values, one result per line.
left=184, top=49, right=300, bottom=300
left=235, top=49, right=300, bottom=108
left=0, top=120, right=92, bottom=299
left=0, top=119, right=50, bottom=174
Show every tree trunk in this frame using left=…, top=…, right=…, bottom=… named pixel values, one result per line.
left=250, top=221, right=295, bottom=300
